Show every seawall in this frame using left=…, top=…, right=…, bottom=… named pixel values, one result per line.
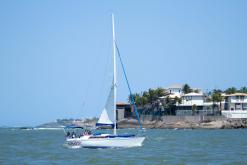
left=117, top=116, right=247, bottom=129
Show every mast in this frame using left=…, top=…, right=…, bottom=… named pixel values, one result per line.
left=112, top=14, right=117, bottom=135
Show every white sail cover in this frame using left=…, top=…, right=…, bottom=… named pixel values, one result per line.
left=96, top=84, right=114, bottom=126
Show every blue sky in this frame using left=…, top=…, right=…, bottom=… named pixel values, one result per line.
left=0, top=0, right=246, bottom=126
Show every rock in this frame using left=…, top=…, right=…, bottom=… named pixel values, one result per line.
left=117, top=117, right=247, bottom=129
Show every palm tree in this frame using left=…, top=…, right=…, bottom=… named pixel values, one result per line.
left=211, top=90, right=223, bottom=115
left=225, top=87, right=237, bottom=94
left=134, top=94, right=142, bottom=106
left=182, top=84, right=192, bottom=94
left=192, top=104, right=197, bottom=115
left=156, top=87, right=166, bottom=97
left=193, top=89, right=200, bottom=93
left=128, top=93, right=140, bottom=106
left=174, top=96, right=182, bottom=104
left=239, top=87, right=247, bottom=93
left=148, top=88, right=156, bottom=103
left=164, top=96, right=172, bottom=115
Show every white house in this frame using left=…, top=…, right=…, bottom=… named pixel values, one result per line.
left=181, top=92, right=204, bottom=106
left=222, top=93, right=247, bottom=118
left=176, top=92, right=205, bottom=115
left=165, top=84, right=183, bottom=98
left=224, top=93, right=247, bottom=110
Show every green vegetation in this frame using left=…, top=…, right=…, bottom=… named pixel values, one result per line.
left=211, top=89, right=224, bottom=114
left=129, top=87, right=178, bottom=115
left=192, top=104, right=197, bottom=115
left=182, top=84, right=192, bottom=94
left=225, top=87, right=237, bottom=94
left=212, top=89, right=223, bottom=103
left=239, top=87, right=247, bottom=93
left=128, top=84, right=247, bottom=116
left=182, top=83, right=201, bottom=94
left=130, top=87, right=168, bottom=107
left=224, top=87, right=247, bottom=94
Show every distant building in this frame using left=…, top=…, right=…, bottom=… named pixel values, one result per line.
left=176, top=92, right=205, bottom=115
left=116, top=102, right=132, bottom=121
left=224, top=93, right=247, bottom=110
left=165, top=84, right=183, bottom=98
left=181, top=92, right=204, bottom=106
left=163, top=84, right=215, bottom=116
left=222, top=93, right=247, bottom=118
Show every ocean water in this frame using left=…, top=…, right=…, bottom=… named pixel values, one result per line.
left=0, top=128, right=247, bottom=165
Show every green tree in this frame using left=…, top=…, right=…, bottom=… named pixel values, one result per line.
left=148, top=88, right=156, bottom=103
left=174, top=96, right=182, bottom=104
left=182, top=84, right=192, bottom=94
left=164, top=96, right=172, bottom=115
left=134, top=93, right=142, bottom=106
left=192, top=104, right=197, bottom=115
left=163, top=96, right=177, bottom=115
left=239, top=87, right=247, bottom=93
left=193, top=89, right=200, bottom=93
left=225, top=87, right=237, bottom=94
left=128, top=94, right=137, bottom=105
left=141, top=95, right=148, bottom=106
left=142, top=91, right=149, bottom=99
left=156, top=87, right=166, bottom=97
left=211, top=90, right=223, bottom=115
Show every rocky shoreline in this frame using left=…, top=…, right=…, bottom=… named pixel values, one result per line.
left=34, top=117, right=247, bottom=129
left=118, top=118, right=247, bottom=129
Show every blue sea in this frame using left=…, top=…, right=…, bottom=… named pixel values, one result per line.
left=0, top=128, right=247, bottom=164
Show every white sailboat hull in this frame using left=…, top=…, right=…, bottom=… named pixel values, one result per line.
left=66, top=136, right=145, bottom=148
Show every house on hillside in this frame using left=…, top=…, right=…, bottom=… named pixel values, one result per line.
left=164, top=84, right=215, bottom=116
left=176, top=92, right=205, bottom=115
left=223, top=93, right=247, bottom=110
left=222, top=93, right=247, bottom=118
left=165, top=84, right=183, bottom=98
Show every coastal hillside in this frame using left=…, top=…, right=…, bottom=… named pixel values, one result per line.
left=36, top=118, right=98, bottom=128
left=36, top=117, right=247, bottom=129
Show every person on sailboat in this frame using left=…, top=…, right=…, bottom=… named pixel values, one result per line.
left=83, top=129, right=92, bottom=136
left=71, top=132, right=76, bottom=138
left=66, top=131, right=71, bottom=137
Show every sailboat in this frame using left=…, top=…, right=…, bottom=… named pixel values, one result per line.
left=65, top=14, right=145, bottom=148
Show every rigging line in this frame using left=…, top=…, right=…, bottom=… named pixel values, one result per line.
left=99, top=46, right=113, bottom=109
left=114, top=41, right=142, bottom=130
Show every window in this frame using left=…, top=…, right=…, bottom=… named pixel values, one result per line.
left=185, top=96, right=192, bottom=101
left=243, top=104, right=247, bottom=110
left=236, top=103, right=242, bottom=110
